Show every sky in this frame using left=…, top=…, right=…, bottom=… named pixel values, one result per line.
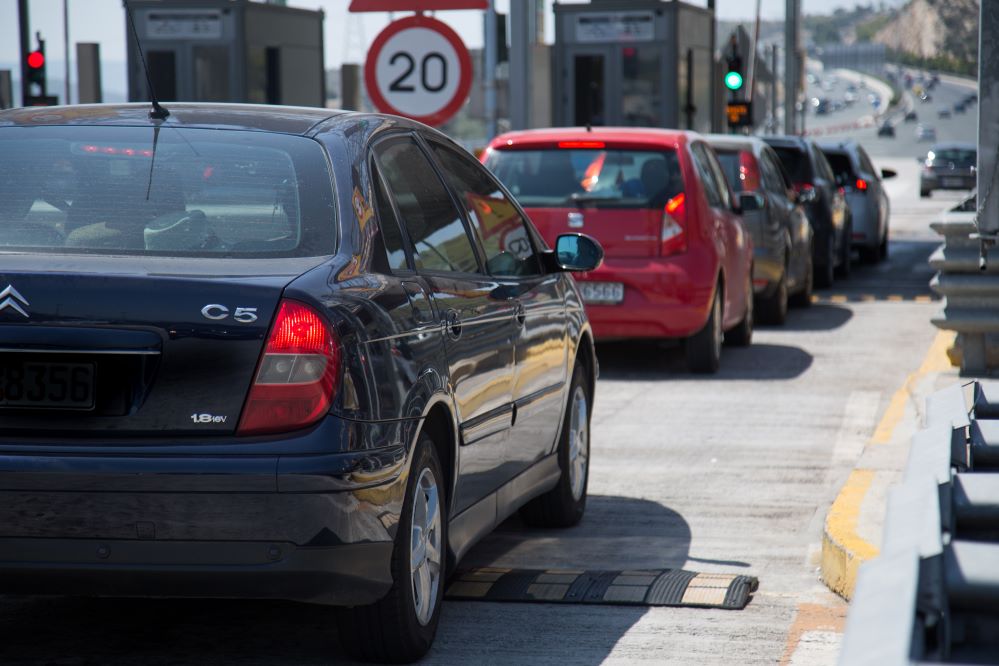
left=0, top=0, right=900, bottom=98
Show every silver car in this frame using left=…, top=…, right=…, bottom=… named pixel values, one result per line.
left=709, top=135, right=814, bottom=325
left=818, top=140, right=896, bottom=264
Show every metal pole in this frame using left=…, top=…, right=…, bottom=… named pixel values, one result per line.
left=747, top=0, right=762, bottom=103
left=708, top=0, right=717, bottom=132
left=484, top=1, right=497, bottom=139
left=770, top=44, right=778, bottom=133
left=783, top=0, right=797, bottom=135
left=510, top=0, right=531, bottom=130
left=18, top=0, right=30, bottom=106
left=63, top=0, right=70, bottom=104
left=977, top=1, right=999, bottom=238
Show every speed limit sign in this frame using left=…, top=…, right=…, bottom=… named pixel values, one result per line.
left=364, top=15, right=472, bottom=126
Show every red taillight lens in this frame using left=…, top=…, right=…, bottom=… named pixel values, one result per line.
left=238, top=300, right=340, bottom=436
left=855, top=178, right=868, bottom=191
left=792, top=182, right=814, bottom=193
left=661, top=193, right=687, bottom=257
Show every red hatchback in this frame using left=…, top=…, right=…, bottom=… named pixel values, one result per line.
left=483, top=128, right=754, bottom=372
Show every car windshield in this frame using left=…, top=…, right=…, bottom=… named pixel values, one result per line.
left=771, top=146, right=812, bottom=183
left=823, top=152, right=856, bottom=181
left=485, top=148, right=684, bottom=209
left=0, top=126, right=336, bottom=258
left=928, top=148, right=976, bottom=167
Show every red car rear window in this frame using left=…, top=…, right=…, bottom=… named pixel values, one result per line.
left=485, top=148, right=683, bottom=209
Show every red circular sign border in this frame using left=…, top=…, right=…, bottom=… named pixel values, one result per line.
left=364, top=15, right=472, bottom=127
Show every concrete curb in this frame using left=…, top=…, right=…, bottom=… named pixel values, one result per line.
left=819, top=331, right=957, bottom=599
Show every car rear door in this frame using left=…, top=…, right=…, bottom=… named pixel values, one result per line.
left=427, top=139, right=567, bottom=480
left=372, top=134, right=517, bottom=516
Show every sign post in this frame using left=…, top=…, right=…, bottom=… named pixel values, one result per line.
left=364, top=15, right=472, bottom=126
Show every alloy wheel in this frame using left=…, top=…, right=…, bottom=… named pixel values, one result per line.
left=568, top=385, right=589, bottom=502
left=410, top=467, right=442, bottom=626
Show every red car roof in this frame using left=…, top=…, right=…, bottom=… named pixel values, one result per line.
left=487, top=127, right=698, bottom=151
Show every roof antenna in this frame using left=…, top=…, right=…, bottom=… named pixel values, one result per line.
left=124, top=0, right=169, bottom=120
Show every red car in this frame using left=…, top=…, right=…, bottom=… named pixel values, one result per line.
left=483, top=128, right=754, bottom=373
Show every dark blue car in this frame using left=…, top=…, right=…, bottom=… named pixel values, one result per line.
left=0, top=103, right=602, bottom=662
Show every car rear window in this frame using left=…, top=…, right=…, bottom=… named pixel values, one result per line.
left=714, top=149, right=760, bottom=193
left=822, top=151, right=856, bottom=181
left=484, top=147, right=683, bottom=209
left=0, top=126, right=336, bottom=258
left=771, top=146, right=812, bottom=183
left=929, top=148, right=976, bottom=167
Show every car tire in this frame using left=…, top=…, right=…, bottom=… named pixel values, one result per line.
left=815, top=231, right=836, bottom=288
left=337, top=432, right=446, bottom=664
left=724, top=273, right=753, bottom=347
left=686, top=285, right=723, bottom=374
left=879, top=231, right=889, bottom=260
left=757, top=271, right=788, bottom=325
left=520, top=362, right=591, bottom=528
left=859, top=245, right=879, bottom=264
left=836, top=221, right=852, bottom=279
left=790, top=248, right=814, bottom=308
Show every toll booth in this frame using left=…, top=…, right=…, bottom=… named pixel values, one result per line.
left=553, top=0, right=714, bottom=131
left=127, top=1, right=325, bottom=107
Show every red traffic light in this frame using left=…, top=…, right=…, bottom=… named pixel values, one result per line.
left=27, top=50, right=45, bottom=69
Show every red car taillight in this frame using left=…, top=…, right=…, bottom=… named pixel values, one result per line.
left=661, top=192, right=687, bottom=257
left=855, top=178, right=868, bottom=191
left=238, top=299, right=341, bottom=436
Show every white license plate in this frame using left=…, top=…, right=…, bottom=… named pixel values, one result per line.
left=942, top=177, right=965, bottom=188
left=579, top=282, right=624, bottom=304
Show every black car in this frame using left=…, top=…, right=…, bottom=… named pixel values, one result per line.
left=920, top=142, right=977, bottom=198
left=877, top=121, right=896, bottom=138
left=0, top=103, right=603, bottom=663
left=763, top=136, right=852, bottom=287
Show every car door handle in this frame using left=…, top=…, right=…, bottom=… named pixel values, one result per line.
left=444, top=309, right=462, bottom=340
left=514, top=303, right=526, bottom=328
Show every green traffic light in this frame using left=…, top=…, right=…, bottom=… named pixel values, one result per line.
left=725, top=71, right=744, bottom=91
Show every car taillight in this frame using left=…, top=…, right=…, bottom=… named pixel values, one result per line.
left=738, top=152, right=761, bottom=192
left=238, top=299, right=340, bottom=436
left=855, top=178, right=868, bottom=191
left=793, top=182, right=814, bottom=194
left=661, top=193, right=687, bottom=257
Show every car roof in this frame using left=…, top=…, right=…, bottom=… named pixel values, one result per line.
left=489, top=127, right=697, bottom=150
left=703, top=134, right=767, bottom=153
left=929, top=141, right=976, bottom=151
left=815, top=138, right=858, bottom=154
left=761, top=135, right=809, bottom=150
left=0, top=103, right=350, bottom=136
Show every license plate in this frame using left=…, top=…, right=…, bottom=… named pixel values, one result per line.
left=942, top=177, right=965, bottom=188
left=579, top=282, right=625, bottom=304
left=0, top=361, right=95, bottom=409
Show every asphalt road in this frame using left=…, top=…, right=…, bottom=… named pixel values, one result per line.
left=0, top=74, right=978, bottom=666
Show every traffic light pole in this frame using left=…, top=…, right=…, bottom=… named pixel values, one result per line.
left=783, top=0, right=799, bottom=135
left=18, top=0, right=30, bottom=106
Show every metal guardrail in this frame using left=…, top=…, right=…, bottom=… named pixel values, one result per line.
left=930, top=195, right=999, bottom=375
left=839, top=381, right=999, bottom=665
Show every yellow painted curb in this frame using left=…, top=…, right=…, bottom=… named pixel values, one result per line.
left=820, top=331, right=956, bottom=600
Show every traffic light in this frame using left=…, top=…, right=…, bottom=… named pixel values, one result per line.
left=27, top=37, right=46, bottom=96
left=724, top=54, right=743, bottom=92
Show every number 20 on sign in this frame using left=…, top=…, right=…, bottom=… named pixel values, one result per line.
left=364, top=15, right=473, bottom=126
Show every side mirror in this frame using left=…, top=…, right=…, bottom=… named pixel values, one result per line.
left=738, top=192, right=766, bottom=212
left=554, top=233, right=604, bottom=272
left=796, top=187, right=817, bottom=204
left=881, top=168, right=897, bottom=180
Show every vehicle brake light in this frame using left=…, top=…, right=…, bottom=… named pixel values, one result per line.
left=855, top=178, right=868, bottom=191
left=792, top=182, right=814, bottom=193
left=661, top=193, right=687, bottom=257
left=238, top=300, right=340, bottom=436
left=558, top=140, right=606, bottom=149
left=738, top=152, right=761, bottom=192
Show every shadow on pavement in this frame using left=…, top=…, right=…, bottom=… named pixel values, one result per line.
left=435, top=495, right=696, bottom=665
left=775, top=304, right=854, bottom=332
left=597, top=342, right=814, bottom=381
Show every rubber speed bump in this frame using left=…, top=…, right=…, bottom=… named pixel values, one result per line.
left=446, top=568, right=758, bottom=610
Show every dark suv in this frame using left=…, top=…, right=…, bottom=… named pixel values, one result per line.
left=763, top=136, right=851, bottom=287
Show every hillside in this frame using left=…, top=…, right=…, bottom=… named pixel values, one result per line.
left=872, top=0, right=978, bottom=69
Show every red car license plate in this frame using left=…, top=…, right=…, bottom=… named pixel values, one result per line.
left=0, top=361, right=95, bottom=409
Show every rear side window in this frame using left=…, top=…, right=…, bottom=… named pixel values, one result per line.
left=823, top=151, right=856, bottom=183
left=429, top=141, right=541, bottom=277
left=771, top=146, right=812, bottom=183
left=812, top=145, right=836, bottom=183
left=484, top=148, right=683, bottom=209
left=690, top=143, right=730, bottom=210
left=0, top=126, right=335, bottom=257
left=373, top=137, right=480, bottom=275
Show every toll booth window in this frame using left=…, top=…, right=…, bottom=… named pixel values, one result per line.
left=621, top=47, right=661, bottom=127
left=485, top=148, right=684, bottom=210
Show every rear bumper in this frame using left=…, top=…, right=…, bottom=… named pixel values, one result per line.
left=847, top=199, right=879, bottom=249
left=921, top=173, right=975, bottom=191
left=576, top=254, right=715, bottom=340
left=0, top=417, right=409, bottom=605
left=752, top=247, right=783, bottom=295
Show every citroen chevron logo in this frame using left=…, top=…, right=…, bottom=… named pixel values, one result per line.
left=0, top=285, right=29, bottom=318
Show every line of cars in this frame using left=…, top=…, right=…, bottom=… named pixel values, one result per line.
left=482, top=128, right=894, bottom=373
